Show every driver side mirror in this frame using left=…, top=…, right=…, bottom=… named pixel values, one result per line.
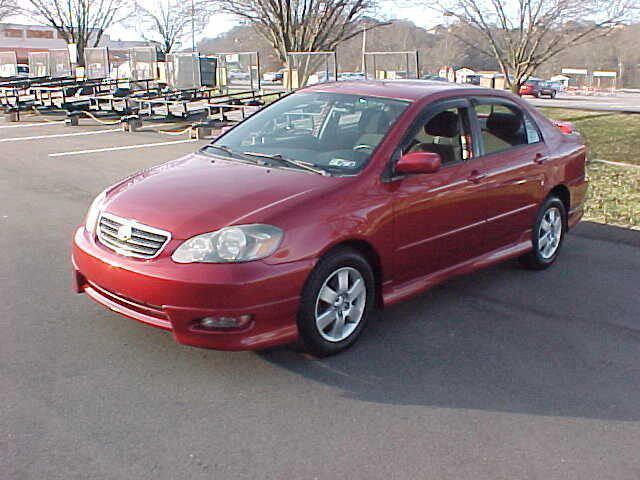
left=395, top=151, right=442, bottom=175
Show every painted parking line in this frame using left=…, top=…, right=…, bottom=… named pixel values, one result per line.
left=0, top=121, right=66, bottom=129
left=137, top=123, right=180, bottom=130
left=0, top=128, right=121, bottom=143
left=48, top=139, right=198, bottom=157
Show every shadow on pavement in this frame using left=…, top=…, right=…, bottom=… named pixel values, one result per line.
left=259, top=222, right=640, bottom=421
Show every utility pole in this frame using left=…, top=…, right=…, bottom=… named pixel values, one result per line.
left=361, top=24, right=366, bottom=73
left=359, top=21, right=393, bottom=74
left=191, top=0, right=196, bottom=52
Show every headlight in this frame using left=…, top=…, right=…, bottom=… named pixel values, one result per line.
left=172, top=224, right=283, bottom=263
left=85, top=191, right=107, bottom=233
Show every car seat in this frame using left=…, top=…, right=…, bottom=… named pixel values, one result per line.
left=486, top=112, right=526, bottom=146
left=418, top=110, right=461, bottom=165
left=354, top=109, right=392, bottom=149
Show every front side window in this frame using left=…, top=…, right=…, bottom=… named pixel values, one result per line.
left=404, top=106, right=472, bottom=166
left=474, top=102, right=540, bottom=155
left=214, top=92, right=409, bottom=174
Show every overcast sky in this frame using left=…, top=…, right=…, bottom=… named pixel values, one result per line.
left=11, top=0, right=443, bottom=43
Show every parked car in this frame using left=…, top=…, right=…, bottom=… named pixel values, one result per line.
left=338, top=72, right=366, bottom=81
left=520, top=79, right=558, bottom=98
left=545, top=81, right=564, bottom=93
left=263, top=69, right=285, bottom=82
left=73, top=81, right=588, bottom=356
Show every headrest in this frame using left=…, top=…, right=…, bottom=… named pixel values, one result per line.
left=487, top=112, right=523, bottom=138
left=425, top=111, right=459, bottom=138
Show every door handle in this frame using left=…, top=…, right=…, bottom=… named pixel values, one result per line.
left=534, top=153, right=549, bottom=164
left=468, top=171, right=487, bottom=184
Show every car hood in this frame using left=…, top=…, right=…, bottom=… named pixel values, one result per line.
left=102, top=151, right=336, bottom=240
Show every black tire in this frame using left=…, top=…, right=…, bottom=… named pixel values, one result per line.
left=297, top=248, right=375, bottom=356
left=550, top=91, right=557, bottom=99
left=519, top=195, right=567, bottom=270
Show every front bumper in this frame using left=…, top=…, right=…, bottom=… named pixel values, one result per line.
left=72, top=227, right=314, bottom=350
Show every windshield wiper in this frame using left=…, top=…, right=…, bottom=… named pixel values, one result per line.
left=202, top=144, right=263, bottom=165
left=202, top=144, right=234, bottom=156
left=241, top=151, right=329, bottom=176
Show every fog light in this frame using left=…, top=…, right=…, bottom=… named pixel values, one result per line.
left=198, top=315, right=253, bottom=330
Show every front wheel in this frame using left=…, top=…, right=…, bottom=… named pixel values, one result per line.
left=519, top=196, right=567, bottom=270
left=297, top=248, right=374, bottom=356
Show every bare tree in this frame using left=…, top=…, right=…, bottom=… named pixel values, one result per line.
left=132, top=0, right=211, bottom=54
left=0, top=0, right=18, bottom=21
left=216, top=0, right=376, bottom=80
left=26, top=0, right=129, bottom=65
left=433, top=0, right=638, bottom=92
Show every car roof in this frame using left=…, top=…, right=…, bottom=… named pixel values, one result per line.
left=301, top=80, right=483, bottom=102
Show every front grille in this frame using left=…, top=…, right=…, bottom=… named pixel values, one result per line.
left=97, top=212, right=171, bottom=259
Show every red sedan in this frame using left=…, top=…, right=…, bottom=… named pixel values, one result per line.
left=72, top=81, right=588, bottom=356
left=519, top=79, right=557, bottom=98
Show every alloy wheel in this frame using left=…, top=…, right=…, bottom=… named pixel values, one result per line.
left=538, top=206, right=563, bottom=259
left=314, top=267, right=367, bottom=342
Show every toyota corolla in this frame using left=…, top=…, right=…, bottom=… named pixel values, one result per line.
left=72, top=81, right=588, bottom=356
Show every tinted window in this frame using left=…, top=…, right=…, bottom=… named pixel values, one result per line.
left=216, top=92, right=409, bottom=174
left=475, top=103, right=529, bottom=154
left=404, top=106, right=472, bottom=166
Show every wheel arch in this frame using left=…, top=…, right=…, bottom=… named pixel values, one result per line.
left=318, top=239, right=384, bottom=309
left=548, top=184, right=571, bottom=218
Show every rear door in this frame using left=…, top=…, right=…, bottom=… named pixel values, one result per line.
left=470, top=97, right=547, bottom=251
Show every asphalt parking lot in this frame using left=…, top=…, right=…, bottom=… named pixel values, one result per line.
left=2, top=115, right=640, bottom=480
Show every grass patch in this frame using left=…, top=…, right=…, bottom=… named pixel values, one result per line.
left=539, top=108, right=640, bottom=228
left=539, top=108, right=640, bottom=166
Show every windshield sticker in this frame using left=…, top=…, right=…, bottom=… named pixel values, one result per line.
left=329, top=158, right=358, bottom=168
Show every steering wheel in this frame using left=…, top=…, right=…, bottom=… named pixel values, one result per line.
left=353, top=144, right=374, bottom=152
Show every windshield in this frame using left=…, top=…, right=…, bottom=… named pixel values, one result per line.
left=212, top=92, right=410, bottom=174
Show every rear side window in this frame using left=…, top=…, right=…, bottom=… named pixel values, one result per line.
left=474, top=102, right=541, bottom=155
left=524, top=116, right=541, bottom=143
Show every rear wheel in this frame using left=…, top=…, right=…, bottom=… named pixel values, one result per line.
left=297, top=248, right=374, bottom=356
left=519, top=196, right=566, bottom=270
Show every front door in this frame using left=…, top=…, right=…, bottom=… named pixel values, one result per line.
left=389, top=99, right=488, bottom=286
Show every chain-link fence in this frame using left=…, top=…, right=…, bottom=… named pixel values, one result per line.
left=49, top=49, right=72, bottom=78
left=130, top=46, right=158, bottom=81
left=286, top=51, right=338, bottom=90
left=0, top=51, right=17, bottom=78
left=28, top=51, right=50, bottom=78
left=211, top=52, right=260, bottom=91
left=84, top=47, right=110, bottom=80
left=363, top=51, right=419, bottom=80
left=165, top=53, right=202, bottom=90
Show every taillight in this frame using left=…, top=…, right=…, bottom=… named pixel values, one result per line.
left=553, top=120, right=575, bottom=135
